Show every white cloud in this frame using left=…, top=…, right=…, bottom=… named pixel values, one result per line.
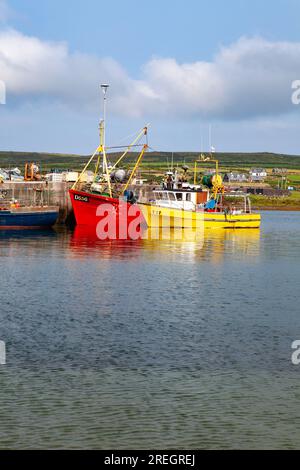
left=0, top=29, right=299, bottom=119
left=0, top=29, right=131, bottom=110
left=140, top=37, right=300, bottom=119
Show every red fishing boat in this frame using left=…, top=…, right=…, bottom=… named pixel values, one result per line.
left=69, top=189, right=146, bottom=239
left=69, top=85, right=148, bottom=239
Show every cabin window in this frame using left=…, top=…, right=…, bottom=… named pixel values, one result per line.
left=176, top=193, right=183, bottom=201
left=169, top=192, right=176, bottom=200
left=162, top=192, right=169, bottom=200
left=186, top=193, right=191, bottom=201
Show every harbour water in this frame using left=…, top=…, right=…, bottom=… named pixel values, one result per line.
left=0, top=211, right=300, bottom=449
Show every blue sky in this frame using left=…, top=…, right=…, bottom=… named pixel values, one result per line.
left=1, top=0, right=300, bottom=153
left=9, top=0, right=300, bottom=68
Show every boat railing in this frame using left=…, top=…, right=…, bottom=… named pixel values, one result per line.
left=216, top=193, right=252, bottom=214
left=0, top=187, right=52, bottom=208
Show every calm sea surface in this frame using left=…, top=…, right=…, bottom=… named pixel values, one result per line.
left=0, top=211, right=300, bottom=449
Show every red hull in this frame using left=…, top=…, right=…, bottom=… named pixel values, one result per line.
left=69, top=189, right=146, bottom=239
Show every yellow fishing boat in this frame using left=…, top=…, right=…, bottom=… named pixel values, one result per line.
left=139, top=156, right=261, bottom=229
left=139, top=190, right=261, bottom=229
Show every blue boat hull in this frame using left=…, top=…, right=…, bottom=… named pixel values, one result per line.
left=0, top=210, right=59, bottom=229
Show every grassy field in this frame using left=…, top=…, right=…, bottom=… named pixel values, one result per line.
left=141, top=151, right=300, bottom=170
left=0, top=151, right=87, bottom=172
left=250, top=190, right=300, bottom=209
left=1, top=150, right=300, bottom=172
left=1, top=149, right=300, bottom=209
left=286, top=174, right=300, bottom=185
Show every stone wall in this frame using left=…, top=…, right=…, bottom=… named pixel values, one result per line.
left=0, top=181, right=72, bottom=224
left=0, top=182, right=158, bottom=224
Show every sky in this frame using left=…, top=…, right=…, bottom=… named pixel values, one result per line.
left=1, top=0, right=300, bottom=154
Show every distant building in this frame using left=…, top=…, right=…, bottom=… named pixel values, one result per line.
left=249, top=168, right=267, bottom=182
left=272, top=168, right=287, bottom=175
left=132, top=177, right=148, bottom=186
left=223, top=172, right=248, bottom=183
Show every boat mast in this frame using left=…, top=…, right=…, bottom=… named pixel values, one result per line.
left=99, top=84, right=112, bottom=197
left=72, top=86, right=146, bottom=197
left=100, top=84, right=109, bottom=171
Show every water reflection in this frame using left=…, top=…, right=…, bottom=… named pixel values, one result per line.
left=0, top=229, right=57, bottom=258
left=0, top=213, right=299, bottom=449
left=0, top=226, right=261, bottom=263
left=0, top=229, right=56, bottom=240
left=69, top=225, right=261, bottom=263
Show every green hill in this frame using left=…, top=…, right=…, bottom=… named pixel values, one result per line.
left=1, top=150, right=300, bottom=172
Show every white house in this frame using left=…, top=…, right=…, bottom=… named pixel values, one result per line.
left=224, top=172, right=248, bottom=183
left=249, top=168, right=267, bottom=181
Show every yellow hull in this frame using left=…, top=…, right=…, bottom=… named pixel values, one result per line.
left=139, top=203, right=261, bottom=229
